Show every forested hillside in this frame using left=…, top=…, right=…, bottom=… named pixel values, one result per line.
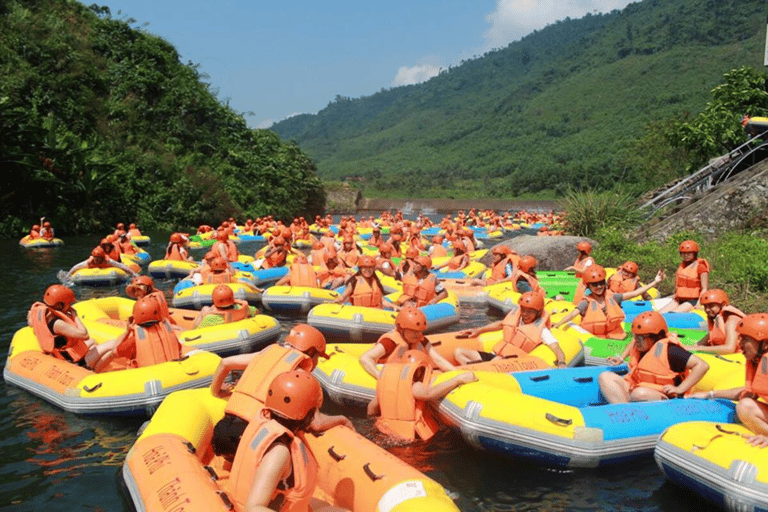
left=1, top=0, right=324, bottom=235
left=272, top=0, right=766, bottom=198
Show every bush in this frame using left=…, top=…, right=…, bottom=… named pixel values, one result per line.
left=558, top=188, right=643, bottom=237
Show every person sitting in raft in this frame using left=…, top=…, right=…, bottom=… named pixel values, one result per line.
left=227, top=371, right=351, bottom=512
left=564, top=241, right=594, bottom=277
left=40, top=219, right=55, bottom=240
left=398, top=246, right=420, bottom=277
left=428, top=236, right=448, bottom=259
left=164, top=232, right=193, bottom=261
left=374, top=243, right=398, bottom=278
left=368, top=225, right=385, bottom=248
left=193, top=284, right=253, bottom=328
left=99, top=235, right=123, bottom=261
left=397, top=255, right=448, bottom=308
left=307, top=240, right=327, bottom=266
left=27, top=284, right=98, bottom=368
left=691, top=313, right=768, bottom=447
left=212, top=229, right=239, bottom=263
left=607, top=261, right=653, bottom=300
left=27, top=223, right=42, bottom=240
left=260, top=236, right=290, bottom=269
left=274, top=254, right=320, bottom=288
left=693, top=288, right=745, bottom=354
left=658, top=239, right=710, bottom=314
left=64, top=246, right=139, bottom=279
left=466, top=246, right=518, bottom=287
left=552, top=265, right=664, bottom=339
left=454, top=291, right=568, bottom=367
left=317, top=249, right=349, bottom=290
left=337, top=235, right=361, bottom=268
left=359, top=307, right=457, bottom=380
left=210, top=324, right=353, bottom=460
left=386, top=225, right=404, bottom=257
left=113, top=222, right=126, bottom=238
left=198, top=256, right=236, bottom=284
left=333, top=255, right=390, bottom=309
left=116, top=233, right=138, bottom=256
left=90, top=296, right=185, bottom=372
left=599, top=311, right=709, bottom=404
left=508, top=255, right=543, bottom=295
left=368, top=350, right=477, bottom=442
left=127, top=222, right=142, bottom=239
left=434, top=240, right=470, bottom=272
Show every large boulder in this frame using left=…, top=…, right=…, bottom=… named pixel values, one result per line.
left=482, top=235, right=597, bottom=271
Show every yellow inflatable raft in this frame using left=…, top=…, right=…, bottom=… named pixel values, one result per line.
left=74, top=296, right=281, bottom=356
left=655, top=421, right=768, bottom=512
left=261, top=285, right=339, bottom=314
left=69, top=267, right=133, bottom=286
left=148, top=259, right=199, bottom=279
left=19, top=236, right=64, bottom=248
left=122, top=388, right=460, bottom=512
left=173, top=282, right=262, bottom=309
left=3, top=325, right=221, bottom=416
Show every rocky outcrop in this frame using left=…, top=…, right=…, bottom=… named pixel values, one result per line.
left=482, top=235, right=596, bottom=271
left=638, top=159, right=768, bottom=241
left=325, top=183, right=362, bottom=213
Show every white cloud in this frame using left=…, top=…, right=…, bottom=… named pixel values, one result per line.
left=254, top=111, right=311, bottom=130
left=391, top=63, right=442, bottom=87
left=482, top=0, right=636, bottom=51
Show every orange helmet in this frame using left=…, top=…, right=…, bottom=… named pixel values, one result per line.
left=403, top=349, right=432, bottom=368
left=284, top=324, right=329, bottom=359
left=737, top=313, right=768, bottom=342
left=576, top=241, right=592, bottom=254
left=293, top=254, right=309, bottom=264
left=129, top=223, right=137, bottom=229
left=358, top=255, right=376, bottom=268
left=582, top=265, right=607, bottom=284
left=518, top=255, right=537, bottom=273
left=126, top=275, right=154, bottom=298
left=32, top=224, right=40, bottom=231
left=117, top=222, right=125, bottom=229
left=132, top=296, right=162, bottom=325
left=272, top=236, right=286, bottom=246
left=678, top=240, right=699, bottom=254
left=452, top=240, right=466, bottom=252
left=91, top=246, right=106, bottom=259
left=265, top=370, right=323, bottom=421
left=518, top=291, right=544, bottom=313
left=415, top=255, right=432, bottom=269
left=210, top=257, right=228, bottom=272
left=170, top=233, right=183, bottom=244
left=492, top=245, right=511, bottom=256
left=378, top=243, right=393, bottom=256
left=212, top=285, right=235, bottom=308
left=216, top=230, right=228, bottom=242
left=700, top=289, right=729, bottom=306
left=621, top=261, right=638, bottom=275
left=631, top=311, right=668, bottom=337
left=432, top=236, right=443, bottom=244
left=43, top=284, right=76, bottom=309
left=405, top=246, right=419, bottom=259
left=43, top=221, right=51, bottom=228
left=395, top=307, right=427, bottom=332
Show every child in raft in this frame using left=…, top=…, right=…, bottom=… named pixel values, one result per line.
left=690, top=313, right=768, bottom=447
left=333, top=255, right=390, bottom=309
left=658, top=239, right=709, bottom=314
left=229, top=371, right=351, bottom=512
left=564, top=241, right=594, bottom=277
left=607, top=261, right=653, bottom=300
left=454, top=291, right=568, bottom=367
left=192, top=284, right=254, bottom=328
left=64, top=246, right=139, bottom=280
left=693, top=289, right=745, bottom=354
left=599, top=311, right=709, bottom=404
left=552, top=265, right=665, bottom=340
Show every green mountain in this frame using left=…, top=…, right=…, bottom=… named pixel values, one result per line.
left=272, top=0, right=766, bottom=198
left=1, top=0, right=324, bottom=235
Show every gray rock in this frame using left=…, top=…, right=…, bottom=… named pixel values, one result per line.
left=483, top=235, right=597, bottom=271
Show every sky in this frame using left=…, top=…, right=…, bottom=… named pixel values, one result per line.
left=91, top=0, right=638, bottom=129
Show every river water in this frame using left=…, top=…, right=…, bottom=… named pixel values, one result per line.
left=0, top=232, right=709, bottom=512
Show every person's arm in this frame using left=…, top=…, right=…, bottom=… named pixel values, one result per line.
left=412, top=371, right=477, bottom=401
left=697, top=272, right=709, bottom=307
left=429, top=284, right=448, bottom=305
left=621, top=270, right=664, bottom=300
left=67, top=259, right=89, bottom=275
left=606, top=339, right=635, bottom=366
left=427, top=344, right=457, bottom=372
left=662, top=353, right=709, bottom=397
left=310, top=411, right=355, bottom=432
left=245, top=443, right=292, bottom=512
left=334, top=277, right=355, bottom=304
left=108, top=258, right=138, bottom=276
left=209, top=353, right=257, bottom=396
left=552, top=308, right=581, bottom=329
left=695, top=314, right=742, bottom=354
left=541, top=329, right=567, bottom=367
left=359, top=343, right=387, bottom=380
left=458, top=320, right=503, bottom=338
left=51, top=315, right=89, bottom=340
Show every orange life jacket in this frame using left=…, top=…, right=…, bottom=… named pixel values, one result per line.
left=707, top=306, right=745, bottom=349
left=448, top=254, right=467, bottom=270
left=625, top=336, right=689, bottom=392
left=339, top=248, right=360, bottom=268
left=29, top=229, right=41, bottom=239
left=488, top=257, right=513, bottom=283
left=495, top=305, right=550, bottom=355
left=581, top=294, right=626, bottom=340
left=745, top=353, right=768, bottom=401
left=119, top=240, right=137, bottom=255
left=203, top=300, right=251, bottom=324
left=607, top=273, right=638, bottom=294
left=128, top=228, right=142, bottom=237
left=398, top=273, right=437, bottom=307
left=376, top=330, right=428, bottom=364
left=226, top=345, right=313, bottom=421
left=200, top=268, right=232, bottom=284
left=288, top=262, right=318, bottom=287
left=228, top=418, right=317, bottom=512
left=212, top=240, right=239, bottom=262
left=105, top=244, right=121, bottom=261
left=350, top=276, right=384, bottom=307
left=165, top=243, right=186, bottom=261
left=319, top=236, right=336, bottom=251
left=573, top=256, right=595, bottom=278
left=675, top=259, right=708, bottom=301
left=430, top=244, right=448, bottom=259
left=114, top=320, right=182, bottom=369
left=40, top=227, right=54, bottom=240
left=28, top=302, right=90, bottom=363
left=309, top=248, right=327, bottom=265
left=375, top=361, right=440, bottom=441
left=512, top=270, right=542, bottom=296
left=262, top=248, right=287, bottom=269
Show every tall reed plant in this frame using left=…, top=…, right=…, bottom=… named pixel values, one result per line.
left=558, top=188, right=643, bottom=237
